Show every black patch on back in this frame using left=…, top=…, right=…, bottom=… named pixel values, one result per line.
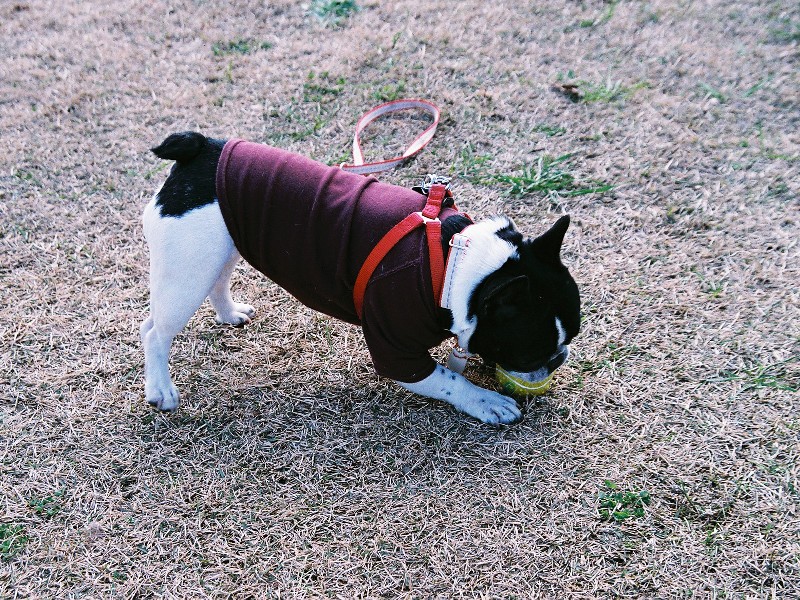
left=154, top=135, right=227, bottom=217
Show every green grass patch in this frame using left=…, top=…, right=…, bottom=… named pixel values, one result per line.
left=456, top=143, right=494, bottom=183
left=698, top=82, right=727, bottom=103
left=264, top=104, right=330, bottom=142
left=767, top=180, right=791, bottom=197
left=212, top=39, right=272, bottom=56
left=29, top=490, right=65, bottom=518
left=577, top=0, right=618, bottom=28
left=456, top=146, right=613, bottom=198
left=642, top=10, right=660, bottom=24
left=598, top=481, right=651, bottom=521
left=290, top=116, right=328, bottom=141
left=578, top=342, right=640, bottom=376
left=372, top=80, right=406, bottom=102
left=533, top=123, right=566, bottom=137
left=303, top=71, right=346, bottom=103
left=755, top=122, right=798, bottom=162
left=582, top=80, right=647, bottom=103
left=719, top=359, right=798, bottom=393
left=704, top=526, right=723, bottom=555
left=310, top=0, right=360, bottom=27
left=0, top=524, right=28, bottom=560
left=763, top=150, right=798, bottom=162
left=555, top=72, right=648, bottom=103
left=13, top=168, right=42, bottom=187
left=691, top=267, right=725, bottom=298
left=769, top=18, right=800, bottom=43
left=494, top=154, right=614, bottom=198
left=144, top=161, right=170, bottom=181
left=742, top=77, right=770, bottom=98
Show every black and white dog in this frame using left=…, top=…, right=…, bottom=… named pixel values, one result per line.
left=141, top=132, right=580, bottom=424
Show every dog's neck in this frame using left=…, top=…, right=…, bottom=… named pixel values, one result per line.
left=437, top=216, right=519, bottom=349
left=438, top=214, right=472, bottom=331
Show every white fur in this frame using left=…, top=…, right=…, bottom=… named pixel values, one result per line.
left=141, top=197, right=254, bottom=410
left=555, top=316, right=566, bottom=345
left=555, top=316, right=570, bottom=363
left=398, top=365, right=521, bottom=424
left=445, top=216, right=519, bottom=349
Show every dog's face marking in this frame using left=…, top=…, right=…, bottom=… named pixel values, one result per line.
left=466, top=215, right=580, bottom=376
left=555, top=316, right=566, bottom=345
left=441, top=216, right=520, bottom=349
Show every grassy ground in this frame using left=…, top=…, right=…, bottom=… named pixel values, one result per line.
left=1, top=0, right=798, bottom=597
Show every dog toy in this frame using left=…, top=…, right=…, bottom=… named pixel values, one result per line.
left=495, top=366, right=553, bottom=397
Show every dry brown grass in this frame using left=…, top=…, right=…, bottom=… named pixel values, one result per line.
left=1, top=0, right=799, bottom=597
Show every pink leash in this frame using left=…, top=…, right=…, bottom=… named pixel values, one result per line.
left=340, top=98, right=472, bottom=373
left=339, top=99, right=440, bottom=175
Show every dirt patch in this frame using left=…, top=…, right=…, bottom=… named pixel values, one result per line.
left=1, top=0, right=798, bottom=597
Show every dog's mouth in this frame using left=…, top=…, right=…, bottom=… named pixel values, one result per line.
left=500, top=346, right=569, bottom=380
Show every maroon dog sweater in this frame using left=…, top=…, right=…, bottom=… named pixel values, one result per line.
left=215, top=139, right=459, bottom=383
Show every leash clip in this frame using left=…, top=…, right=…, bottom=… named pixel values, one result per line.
left=413, top=173, right=451, bottom=197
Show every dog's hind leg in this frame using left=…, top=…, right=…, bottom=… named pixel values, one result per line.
left=208, top=250, right=255, bottom=326
left=141, top=199, right=238, bottom=411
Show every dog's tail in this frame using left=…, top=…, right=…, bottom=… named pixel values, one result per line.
left=151, top=131, right=207, bottom=163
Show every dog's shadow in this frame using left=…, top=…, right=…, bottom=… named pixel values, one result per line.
left=133, top=373, right=565, bottom=492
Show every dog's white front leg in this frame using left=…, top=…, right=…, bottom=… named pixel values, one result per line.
left=398, top=365, right=522, bottom=424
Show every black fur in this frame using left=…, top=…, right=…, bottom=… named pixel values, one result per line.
left=151, top=131, right=207, bottom=162
left=151, top=132, right=226, bottom=217
left=494, top=221, right=524, bottom=247
left=468, top=216, right=580, bottom=373
left=440, top=213, right=474, bottom=257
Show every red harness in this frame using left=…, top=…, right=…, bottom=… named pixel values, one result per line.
left=353, top=182, right=454, bottom=320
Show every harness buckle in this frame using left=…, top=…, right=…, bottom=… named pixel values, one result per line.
left=415, top=211, right=439, bottom=224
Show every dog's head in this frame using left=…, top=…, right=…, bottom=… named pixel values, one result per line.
left=467, top=215, right=580, bottom=379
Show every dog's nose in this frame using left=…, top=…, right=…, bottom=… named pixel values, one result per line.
left=547, top=347, right=569, bottom=372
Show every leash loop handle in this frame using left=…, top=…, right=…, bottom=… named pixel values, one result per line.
left=340, top=99, right=440, bottom=175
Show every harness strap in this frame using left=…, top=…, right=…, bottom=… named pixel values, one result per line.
left=353, top=183, right=451, bottom=321
left=424, top=184, right=448, bottom=307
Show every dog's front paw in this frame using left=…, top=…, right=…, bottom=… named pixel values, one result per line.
left=461, top=390, right=522, bottom=425
left=146, top=381, right=180, bottom=412
left=215, top=303, right=255, bottom=326
left=397, top=368, right=523, bottom=425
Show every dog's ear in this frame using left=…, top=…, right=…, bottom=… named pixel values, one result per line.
left=530, top=215, right=570, bottom=265
left=479, top=275, right=530, bottom=319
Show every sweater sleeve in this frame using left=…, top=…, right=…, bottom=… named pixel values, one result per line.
left=360, top=261, right=440, bottom=383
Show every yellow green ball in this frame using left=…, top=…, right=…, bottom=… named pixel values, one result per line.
left=496, top=366, right=553, bottom=397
